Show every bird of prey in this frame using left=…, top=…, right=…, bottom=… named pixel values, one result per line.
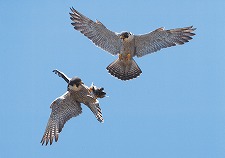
left=69, top=7, right=196, bottom=80
left=41, top=70, right=106, bottom=145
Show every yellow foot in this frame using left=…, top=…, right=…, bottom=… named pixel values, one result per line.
left=119, top=54, right=123, bottom=60
left=126, top=54, right=131, bottom=60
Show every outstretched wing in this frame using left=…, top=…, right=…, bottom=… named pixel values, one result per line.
left=40, top=92, right=82, bottom=145
left=70, top=7, right=121, bottom=55
left=134, top=26, right=196, bottom=57
left=87, top=99, right=104, bottom=123
left=53, top=69, right=70, bottom=83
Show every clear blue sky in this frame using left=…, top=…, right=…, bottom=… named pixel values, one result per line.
left=1, top=0, right=225, bottom=157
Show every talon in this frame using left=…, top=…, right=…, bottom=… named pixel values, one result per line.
left=119, top=54, right=123, bottom=60
left=126, top=54, right=131, bottom=60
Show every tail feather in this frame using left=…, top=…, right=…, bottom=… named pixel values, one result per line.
left=106, top=58, right=142, bottom=80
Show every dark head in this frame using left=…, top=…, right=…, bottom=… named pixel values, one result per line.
left=119, top=32, right=133, bottom=41
left=67, top=77, right=83, bottom=91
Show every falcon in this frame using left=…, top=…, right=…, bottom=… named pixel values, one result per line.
left=70, top=7, right=196, bottom=80
left=41, top=69, right=106, bottom=145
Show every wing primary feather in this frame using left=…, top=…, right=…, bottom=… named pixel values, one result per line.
left=53, top=69, right=70, bottom=83
left=135, top=26, right=196, bottom=57
left=69, top=7, right=121, bottom=55
left=40, top=92, right=82, bottom=145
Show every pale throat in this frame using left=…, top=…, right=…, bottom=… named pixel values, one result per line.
left=123, top=34, right=134, bottom=42
left=68, top=85, right=82, bottom=91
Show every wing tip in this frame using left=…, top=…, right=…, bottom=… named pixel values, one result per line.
left=40, top=133, right=59, bottom=146
left=70, top=7, right=75, bottom=12
left=99, top=119, right=104, bottom=123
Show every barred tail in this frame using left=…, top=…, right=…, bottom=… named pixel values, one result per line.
left=106, top=58, right=142, bottom=81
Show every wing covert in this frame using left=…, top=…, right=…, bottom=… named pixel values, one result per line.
left=134, top=26, right=196, bottom=57
left=70, top=7, right=121, bottom=55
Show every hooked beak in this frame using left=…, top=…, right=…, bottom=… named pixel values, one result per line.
left=119, top=34, right=125, bottom=40
left=76, top=81, right=83, bottom=87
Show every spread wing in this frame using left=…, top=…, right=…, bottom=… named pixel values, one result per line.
left=40, top=92, right=82, bottom=145
left=53, top=69, right=70, bottom=83
left=70, top=7, right=121, bottom=55
left=134, top=26, right=196, bottom=57
left=87, top=99, right=104, bottom=123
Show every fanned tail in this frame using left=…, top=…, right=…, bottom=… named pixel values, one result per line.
left=106, top=58, right=142, bottom=81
